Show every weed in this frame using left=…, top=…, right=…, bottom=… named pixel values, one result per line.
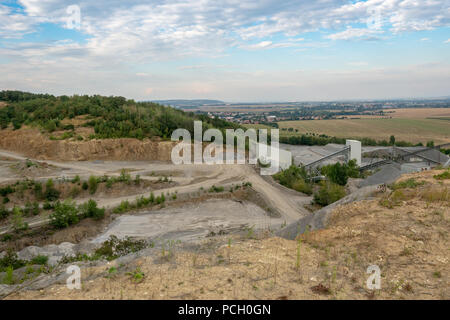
left=30, top=255, right=48, bottom=265
left=392, top=178, right=425, bottom=190
left=433, top=170, right=450, bottom=180
left=433, top=271, right=441, bottom=278
left=127, top=267, right=144, bottom=283
left=2, top=266, right=14, bottom=285
left=209, top=185, right=224, bottom=193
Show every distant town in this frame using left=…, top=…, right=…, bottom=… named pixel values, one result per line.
left=153, top=99, right=450, bottom=126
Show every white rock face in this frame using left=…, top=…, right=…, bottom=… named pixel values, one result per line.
left=17, top=242, right=76, bottom=266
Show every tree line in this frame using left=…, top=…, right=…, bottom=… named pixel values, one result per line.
left=0, top=90, right=241, bottom=140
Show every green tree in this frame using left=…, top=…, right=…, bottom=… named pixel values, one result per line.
left=389, top=135, right=396, bottom=145
left=49, top=199, right=79, bottom=229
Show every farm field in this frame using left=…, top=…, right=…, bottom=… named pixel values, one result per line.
left=384, top=108, right=450, bottom=119
left=277, top=117, right=450, bottom=144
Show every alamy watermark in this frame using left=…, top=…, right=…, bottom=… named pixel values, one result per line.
left=366, top=265, right=381, bottom=290
left=66, top=265, right=81, bottom=290
left=170, top=121, right=289, bottom=175
left=66, top=5, right=81, bottom=30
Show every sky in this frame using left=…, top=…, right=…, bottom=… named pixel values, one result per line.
left=0, top=0, right=449, bottom=102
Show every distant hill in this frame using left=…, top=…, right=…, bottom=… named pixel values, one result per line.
left=0, top=91, right=239, bottom=140
left=151, top=99, right=225, bottom=109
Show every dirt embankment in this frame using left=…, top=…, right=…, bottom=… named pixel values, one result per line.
left=0, top=128, right=176, bottom=161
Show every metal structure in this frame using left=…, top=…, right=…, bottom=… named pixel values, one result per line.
left=303, top=146, right=350, bottom=169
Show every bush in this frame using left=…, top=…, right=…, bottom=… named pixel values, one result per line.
left=71, top=175, right=80, bottom=184
left=11, top=207, right=28, bottom=232
left=30, top=255, right=48, bottom=265
left=208, top=185, right=224, bottom=193
left=69, top=186, right=81, bottom=198
left=0, top=185, right=14, bottom=197
left=321, top=160, right=359, bottom=186
left=433, top=170, right=450, bottom=180
left=44, top=179, right=60, bottom=201
left=313, top=181, right=346, bottom=206
left=292, top=179, right=313, bottom=195
left=119, top=169, right=131, bottom=184
left=93, top=236, right=148, bottom=261
left=49, top=199, right=79, bottom=229
left=113, top=200, right=131, bottom=214
left=79, top=199, right=105, bottom=220
left=273, top=165, right=312, bottom=195
left=43, top=201, right=54, bottom=210
left=34, top=182, right=43, bottom=198
left=88, top=175, right=98, bottom=194
left=0, top=205, right=9, bottom=219
left=0, top=249, right=26, bottom=272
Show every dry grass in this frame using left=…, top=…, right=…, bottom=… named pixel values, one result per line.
left=278, top=118, right=450, bottom=144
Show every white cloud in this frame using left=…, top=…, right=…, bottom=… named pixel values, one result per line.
left=325, top=27, right=383, bottom=40
left=0, top=1, right=449, bottom=100
left=444, top=39, right=450, bottom=43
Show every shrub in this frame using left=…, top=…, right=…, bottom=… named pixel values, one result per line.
left=0, top=205, right=9, bottom=219
left=11, top=207, right=28, bottom=232
left=32, top=202, right=40, bottom=215
left=106, top=178, right=113, bottom=189
left=71, top=175, right=80, bottom=184
left=273, top=165, right=312, bottom=195
left=82, top=181, right=88, bottom=190
left=0, top=249, right=26, bottom=271
left=313, top=181, right=346, bottom=206
left=119, top=169, right=131, bottom=184
left=208, top=185, right=224, bottom=193
left=69, top=186, right=81, bottom=198
left=392, top=178, right=425, bottom=190
left=113, top=200, right=131, bottom=214
left=34, top=182, right=42, bottom=198
left=433, top=170, right=450, bottom=180
left=44, top=179, right=60, bottom=201
left=0, top=185, right=14, bottom=197
left=43, top=201, right=54, bottom=210
left=321, top=160, right=360, bottom=186
left=149, top=192, right=155, bottom=203
left=30, top=255, right=48, bottom=265
left=88, top=175, right=98, bottom=194
left=79, top=199, right=105, bottom=220
left=292, top=179, right=313, bottom=195
left=136, top=196, right=150, bottom=208
left=93, top=235, right=148, bottom=261
left=49, top=199, right=79, bottom=229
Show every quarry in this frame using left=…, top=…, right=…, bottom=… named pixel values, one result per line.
left=0, top=135, right=448, bottom=300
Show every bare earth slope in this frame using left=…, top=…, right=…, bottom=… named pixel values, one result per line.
left=0, top=128, right=175, bottom=161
